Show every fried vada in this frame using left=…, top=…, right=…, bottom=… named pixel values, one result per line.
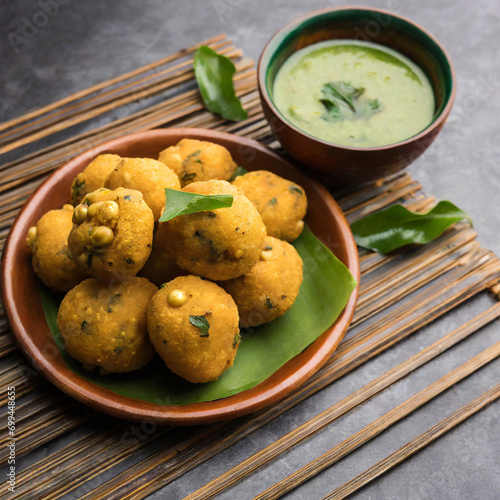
left=221, top=236, right=303, bottom=327
left=68, top=187, right=154, bottom=280
left=147, top=275, right=240, bottom=383
left=57, top=276, right=157, bottom=373
left=232, top=170, right=307, bottom=242
left=71, top=153, right=121, bottom=205
left=27, top=205, right=87, bottom=292
left=160, top=180, right=266, bottom=281
left=158, top=138, right=237, bottom=187
left=105, top=157, right=180, bottom=221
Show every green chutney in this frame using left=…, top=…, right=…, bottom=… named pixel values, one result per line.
left=273, top=40, right=435, bottom=148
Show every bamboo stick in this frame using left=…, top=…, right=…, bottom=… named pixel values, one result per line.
left=0, top=335, right=16, bottom=358
left=0, top=67, right=257, bottom=179
left=183, top=304, right=500, bottom=500
left=0, top=34, right=227, bottom=134
left=2, top=221, right=499, bottom=470
left=254, top=342, right=500, bottom=500
left=337, top=173, right=409, bottom=211
left=342, top=252, right=496, bottom=355
left=8, top=424, right=222, bottom=499
left=353, top=235, right=480, bottom=325
left=0, top=47, right=244, bottom=155
left=324, top=384, right=500, bottom=500
left=67, top=264, right=500, bottom=500
left=1, top=39, right=499, bottom=500
left=0, top=39, right=233, bottom=145
left=342, top=175, right=419, bottom=216
left=0, top=70, right=257, bottom=193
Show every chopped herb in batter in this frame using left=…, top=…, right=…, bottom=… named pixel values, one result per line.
left=289, top=186, right=303, bottom=195
left=72, top=177, right=85, bottom=200
left=233, top=333, right=241, bottom=348
left=265, top=296, right=277, bottom=309
left=183, top=150, right=203, bottom=167
left=189, top=315, right=210, bottom=337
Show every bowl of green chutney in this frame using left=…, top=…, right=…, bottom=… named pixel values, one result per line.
left=258, top=7, right=456, bottom=184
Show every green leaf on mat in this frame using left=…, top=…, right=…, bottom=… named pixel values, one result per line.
left=158, top=188, right=233, bottom=222
left=193, top=45, right=248, bottom=121
left=351, top=201, right=472, bottom=254
left=40, top=225, right=357, bottom=405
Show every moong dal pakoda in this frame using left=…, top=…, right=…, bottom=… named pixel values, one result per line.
left=71, top=153, right=122, bottom=205
left=232, top=170, right=307, bottom=242
left=161, top=180, right=267, bottom=281
left=68, top=187, right=154, bottom=280
left=148, top=275, right=240, bottom=383
left=27, top=205, right=88, bottom=292
left=57, top=276, right=157, bottom=373
left=221, top=236, right=303, bottom=327
left=30, top=138, right=308, bottom=386
left=158, top=138, right=237, bottom=187
left=105, top=157, right=180, bottom=221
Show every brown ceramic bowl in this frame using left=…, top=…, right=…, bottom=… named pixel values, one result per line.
left=1, top=128, right=359, bottom=425
left=258, top=7, right=456, bottom=184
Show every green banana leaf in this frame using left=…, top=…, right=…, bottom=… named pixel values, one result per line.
left=40, top=225, right=357, bottom=405
left=351, top=201, right=471, bottom=254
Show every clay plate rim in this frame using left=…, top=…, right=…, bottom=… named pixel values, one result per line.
left=1, top=128, right=360, bottom=425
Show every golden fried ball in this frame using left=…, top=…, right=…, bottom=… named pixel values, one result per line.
left=161, top=180, right=266, bottom=281
left=147, top=275, right=240, bottom=383
left=57, top=277, right=157, bottom=373
left=232, top=170, right=307, bottom=242
left=221, top=236, right=303, bottom=327
left=68, top=187, right=154, bottom=280
left=139, top=225, right=186, bottom=287
left=158, top=139, right=237, bottom=187
left=28, top=206, right=87, bottom=292
left=71, top=154, right=121, bottom=205
left=105, top=157, right=180, bottom=220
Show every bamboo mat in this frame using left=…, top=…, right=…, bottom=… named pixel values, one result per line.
left=0, top=35, right=499, bottom=499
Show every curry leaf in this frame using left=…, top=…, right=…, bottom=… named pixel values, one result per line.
left=351, top=201, right=472, bottom=254
left=320, top=81, right=382, bottom=122
left=193, top=45, right=248, bottom=121
left=322, top=81, right=363, bottom=112
left=40, top=225, right=357, bottom=405
left=159, top=188, right=233, bottom=222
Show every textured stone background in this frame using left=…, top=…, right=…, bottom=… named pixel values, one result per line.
left=1, top=1, right=499, bottom=498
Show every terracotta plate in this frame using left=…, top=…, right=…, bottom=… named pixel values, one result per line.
left=1, top=128, right=360, bottom=425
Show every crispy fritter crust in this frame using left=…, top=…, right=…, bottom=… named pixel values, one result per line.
left=147, top=275, right=240, bottom=383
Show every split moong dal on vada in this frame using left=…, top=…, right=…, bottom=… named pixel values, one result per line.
left=27, top=138, right=308, bottom=384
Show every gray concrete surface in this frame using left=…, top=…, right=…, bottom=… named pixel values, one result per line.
left=1, top=0, right=499, bottom=498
